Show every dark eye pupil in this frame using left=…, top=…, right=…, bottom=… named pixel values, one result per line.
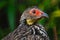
left=32, top=10, right=36, bottom=14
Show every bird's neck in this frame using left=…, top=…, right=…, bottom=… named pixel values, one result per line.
left=20, top=19, right=37, bottom=26
left=20, top=19, right=26, bottom=25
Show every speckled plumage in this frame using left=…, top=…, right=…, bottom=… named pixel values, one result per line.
left=2, top=23, right=49, bottom=40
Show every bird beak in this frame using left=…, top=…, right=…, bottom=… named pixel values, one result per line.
left=42, top=13, right=49, bottom=18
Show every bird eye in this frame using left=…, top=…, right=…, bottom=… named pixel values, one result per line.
left=32, top=10, right=36, bottom=14
left=30, top=9, right=41, bottom=16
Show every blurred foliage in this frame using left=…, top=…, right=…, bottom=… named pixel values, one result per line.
left=0, top=0, right=60, bottom=40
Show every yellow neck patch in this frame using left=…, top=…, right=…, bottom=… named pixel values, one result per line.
left=26, top=19, right=35, bottom=25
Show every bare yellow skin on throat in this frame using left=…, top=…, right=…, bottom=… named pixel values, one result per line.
left=26, top=19, right=35, bottom=25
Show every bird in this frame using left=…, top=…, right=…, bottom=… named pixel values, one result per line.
left=2, top=7, right=49, bottom=40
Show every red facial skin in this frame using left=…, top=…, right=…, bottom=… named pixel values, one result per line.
left=29, top=8, right=43, bottom=17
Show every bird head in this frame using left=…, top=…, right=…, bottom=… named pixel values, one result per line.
left=20, top=7, right=48, bottom=25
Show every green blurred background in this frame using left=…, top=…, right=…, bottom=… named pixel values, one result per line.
left=0, top=0, right=60, bottom=40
